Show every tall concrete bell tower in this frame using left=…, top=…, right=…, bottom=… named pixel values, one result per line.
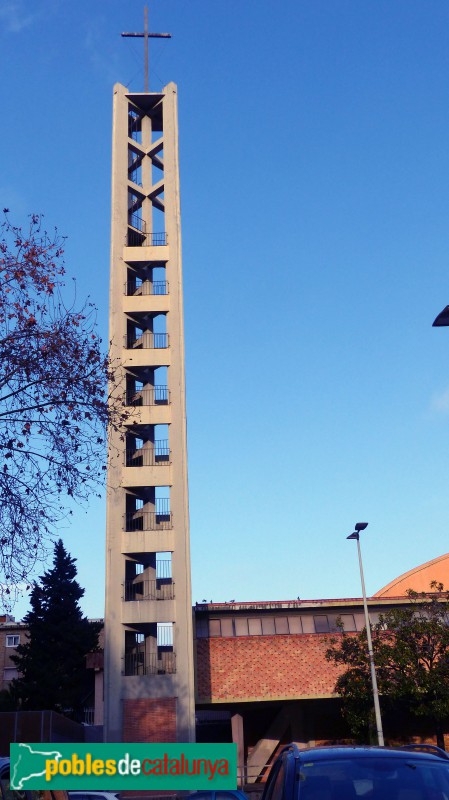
left=104, top=78, right=195, bottom=742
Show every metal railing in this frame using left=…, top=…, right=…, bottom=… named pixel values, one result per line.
left=129, top=169, right=142, bottom=187
left=125, top=442, right=170, bottom=466
left=127, top=228, right=167, bottom=247
left=128, top=154, right=143, bottom=186
left=156, top=559, right=172, bottom=579
left=83, top=708, right=95, bottom=725
left=158, top=624, right=174, bottom=646
left=125, top=332, right=169, bottom=349
left=124, top=651, right=176, bottom=676
left=125, top=510, right=173, bottom=531
left=125, top=279, right=168, bottom=296
left=125, top=386, right=169, bottom=406
left=146, top=231, right=167, bottom=246
left=128, top=113, right=142, bottom=143
left=128, top=212, right=145, bottom=232
left=128, top=152, right=142, bottom=169
left=124, top=579, right=175, bottom=601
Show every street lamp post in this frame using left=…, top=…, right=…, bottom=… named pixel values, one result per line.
left=347, top=522, right=385, bottom=746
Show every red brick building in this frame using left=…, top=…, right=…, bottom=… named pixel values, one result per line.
left=193, top=552, right=449, bottom=781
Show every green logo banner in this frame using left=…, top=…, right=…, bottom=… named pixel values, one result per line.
left=10, top=742, right=237, bottom=790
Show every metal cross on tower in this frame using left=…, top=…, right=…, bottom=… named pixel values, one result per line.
left=121, top=5, right=172, bottom=93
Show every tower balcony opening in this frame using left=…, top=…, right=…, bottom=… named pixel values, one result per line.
left=125, top=493, right=172, bottom=532
left=125, top=425, right=169, bottom=466
left=125, top=266, right=168, bottom=297
left=125, top=385, right=169, bottom=406
left=125, top=510, right=172, bottom=531
left=127, top=230, right=167, bottom=247
left=124, top=553, right=173, bottom=602
left=125, top=367, right=169, bottom=406
left=127, top=214, right=167, bottom=248
left=126, top=488, right=170, bottom=512
left=124, top=650, right=176, bottom=676
left=125, top=439, right=170, bottom=467
left=125, top=332, right=169, bottom=349
left=125, top=275, right=169, bottom=297
left=126, top=312, right=168, bottom=350
left=127, top=194, right=167, bottom=247
left=124, top=624, right=175, bottom=676
left=123, top=579, right=175, bottom=601
left=125, top=260, right=168, bottom=296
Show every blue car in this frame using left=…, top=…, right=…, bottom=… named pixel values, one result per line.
left=188, top=792, right=247, bottom=800
left=261, top=744, right=449, bottom=800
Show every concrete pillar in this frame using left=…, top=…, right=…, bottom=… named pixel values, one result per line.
left=232, top=713, right=245, bottom=786
left=104, top=83, right=195, bottom=743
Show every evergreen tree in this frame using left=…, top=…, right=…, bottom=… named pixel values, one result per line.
left=10, top=540, right=101, bottom=721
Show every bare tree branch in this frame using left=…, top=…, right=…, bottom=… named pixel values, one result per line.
left=0, top=212, right=127, bottom=606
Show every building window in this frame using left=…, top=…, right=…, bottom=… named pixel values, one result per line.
left=339, top=614, right=357, bottom=632
left=313, top=614, right=357, bottom=633
left=196, top=611, right=358, bottom=638
left=261, top=617, right=276, bottom=635
left=275, top=617, right=289, bottom=634
left=221, top=618, right=234, bottom=637
left=313, top=615, right=330, bottom=633
left=209, top=619, right=222, bottom=637
left=287, top=616, right=303, bottom=634
left=3, top=668, right=18, bottom=682
left=234, top=618, right=249, bottom=636
left=196, top=618, right=208, bottom=638
left=248, top=618, right=262, bottom=635
left=6, top=635, right=19, bottom=647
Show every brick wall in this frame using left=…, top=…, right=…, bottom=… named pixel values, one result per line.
left=196, top=634, right=346, bottom=702
left=122, top=697, right=177, bottom=742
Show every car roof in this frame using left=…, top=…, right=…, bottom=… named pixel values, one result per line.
left=291, top=746, right=449, bottom=762
left=187, top=792, right=247, bottom=797
left=67, top=794, right=120, bottom=798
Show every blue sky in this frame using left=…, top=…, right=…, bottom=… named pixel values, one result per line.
left=2, top=0, right=449, bottom=618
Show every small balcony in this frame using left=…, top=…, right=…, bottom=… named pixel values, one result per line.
left=125, top=510, right=173, bottom=532
left=127, top=215, right=167, bottom=247
left=123, top=579, right=175, bottom=602
left=125, top=279, right=168, bottom=297
left=125, top=386, right=169, bottom=406
left=124, top=651, right=176, bottom=676
left=125, top=332, right=169, bottom=349
left=125, top=441, right=170, bottom=467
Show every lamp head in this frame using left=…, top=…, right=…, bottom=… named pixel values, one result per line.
left=347, top=522, right=368, bottom=540
left=433, top=305, right=449, bottom=327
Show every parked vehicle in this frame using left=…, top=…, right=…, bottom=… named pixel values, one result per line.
left=68, top=794, right=120, bottom=800
left=188, top=792, right=247, bottom=800
left=261, top=743, right=449, bottom=800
